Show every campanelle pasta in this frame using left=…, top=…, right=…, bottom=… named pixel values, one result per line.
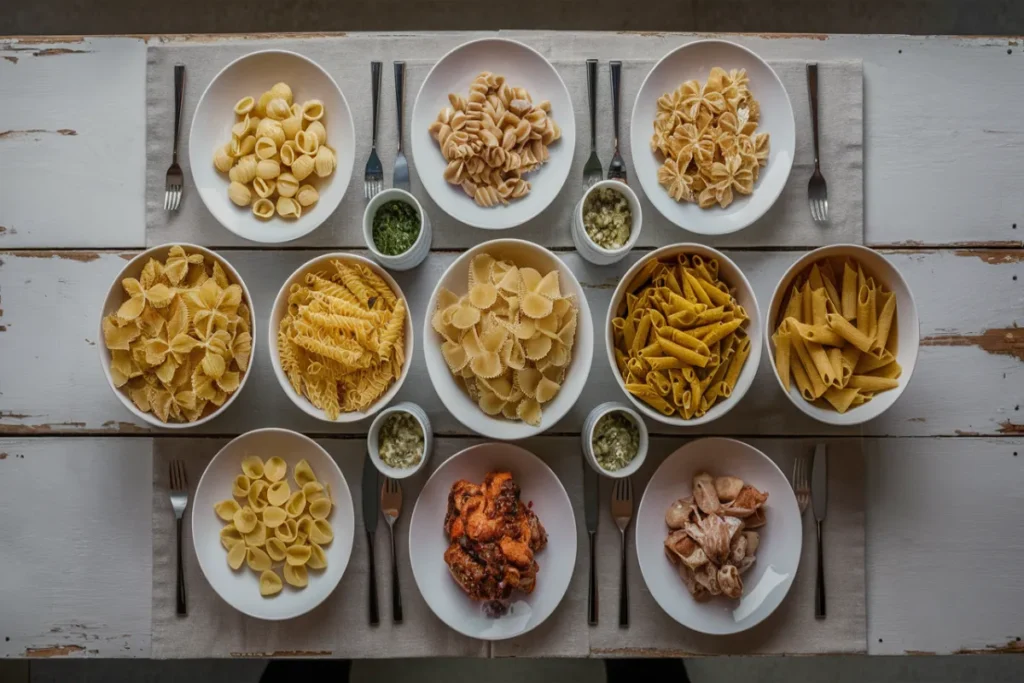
left=771, top=257, right=900, bottom=413
left=215, top=456, right=333, bottom=598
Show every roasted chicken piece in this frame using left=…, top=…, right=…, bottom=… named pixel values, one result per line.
left=665, top=529, right=708, bottom=570
left=717, top=564, right=743, bottom=599
left=714, top=476, right=744, bottom=502
left=665, top=496, right=700, bottom=529
left=725, top=485, right=769, bottom=518
left=443, top=471, right=547, bottom=605
left=692, top=472, right=722, bottom=514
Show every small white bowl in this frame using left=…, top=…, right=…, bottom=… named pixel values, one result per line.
left=362, top=188, right=432, bottom=271
left=581, top=402, right=649, bottom=479
left=97, top=243, right=255, bottom=429
left=764, top=244, right=920, bottom=426
left=268, top=253, right=414, bottom=423
left=605, top=243, right=762, bottom=427
left=367, top=402, right=433, bottom=479
left=189, top=49, right=356, bottom=243
left=571, top=181, right=643, bottom=266
left=423, top=239, right=594, bottom=440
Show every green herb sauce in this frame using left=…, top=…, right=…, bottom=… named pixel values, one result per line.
left=592, top=412, right=639, bottom=472
left=583, top=187, right=632, bottom=250
left=378, top=411, right=424, bottom=469
left=372, top=200, right=421, bottom=256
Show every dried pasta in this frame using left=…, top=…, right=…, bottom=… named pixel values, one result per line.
left=433, top=253, right=578, bottom=427
left=771, top=256, right=900, bottom=413
left=651, top=67, right=770, bottom=209
left=428, top=72, right=561, bottom=207
left=102, top=246, right=252, bottom=424
left=610, top=253, right=751, bottom=420
left=213, top=80, right=336, bottom=220
left=215, top=456, right=334, bottom=598
left=277, top=259, right=407, bottom=419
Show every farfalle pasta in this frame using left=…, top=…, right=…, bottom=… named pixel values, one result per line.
left=215, top=456, right=333, bottom=597
left=651, top=67, right=770, bottom=209
left=428, top=72, right=561, bottom=207
left=102, top=246, right=252, bottom=424
left=433, top=254, right=578, bottom=426
left=277, top=259, right=407, bottom=419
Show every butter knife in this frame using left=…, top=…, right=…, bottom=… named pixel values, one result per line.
left=584, top=459, right=599, bottom=625
left=812, top=443, right=828, bottom=619
left=362, top=451, right=380, bottom=626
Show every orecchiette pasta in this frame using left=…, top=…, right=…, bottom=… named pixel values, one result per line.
left=428, top=72, right=560, bottom=207
left=214, top=81, right=337, bottom=220
left=215, top=455, right=334, bottom=598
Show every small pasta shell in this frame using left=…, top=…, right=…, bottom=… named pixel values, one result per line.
left=309, top=497, right=332, bottom=520
left=302, top=481, right=324, bottom=499
left=256, top=91, right=274, bottom=117
left=276, top=173, right=299, bottom=198
left=309, top=519, right=333, bottom=545
left=231, top=115, right=250, bottom=139
left=270, top=81, right=293, bottom=105
left=265, top=537, right=287, bottom=562
left=282, top=115, right=303, bottom=140
left=237, top=134, right=256, bottom=156
left=233, top=506, right=257, bottom=534
left=296, top=184, right=319, bottom=207
left=284, top=563, right=308, bottom=588
left=285, top=544, right=312, bottom=566
left=252, top=198, right=275, bottom=219
left=291, top=154, right=315, bottom=181
left=305, top=120, right=327, bottom=146
left=253, top=177, right=276, bottom=199
left=295, top=129, right=319, bottom=156
left=227, top=541, right=247, bottom=569
left=276, top=196, right=302, bottom=219
left=263, top=505, right=287, bottom=528
left=255, top=118, right=285, bottom=147
left=266, top=97, right=291, bottom=121
left=293, top=459, right=316, bottom=486
left=257, top=159, right=281, bottom=180
left=275, top=518, right=298, bottom=543
left=254, top=136, right=277, bottom=160
left=248, top=480, right=268, bottom=513
left=213, top=144, right=234, bottom=173
left=232, top=475, right=251, bottom=497
left=244, top=520, right=267, bottom=548
left=290, top=102, right=302, bottom=118
left=302, top=99, right=324, bottom=122
left=234, top=96, right=255, bottom=115
left=247, top=546, right=272, bottom=572
left=285, top=491, right=307, bottom=518
left=296, top=515, right=314, bottom=540
left=220, top=523, right=243, bottom=550
left=259, top=569, right=283, bottom=597
left=214, top=499, right=240, bottom=521
left=307, top=542, right=328, bottom=570
left=314, top=146, right=336, bottom=178
left=267, top=480, right=291, bottom=507
left=228, top=181, right=251, bottom=207
left=228, top=156, right=257, bottom=184
left=263, top=456, right=287, bottom=482
left=279, top=141, right=297, bottom=166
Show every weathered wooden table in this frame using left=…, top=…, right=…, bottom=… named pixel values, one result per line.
left=0, top=32, right=1022, bottom=659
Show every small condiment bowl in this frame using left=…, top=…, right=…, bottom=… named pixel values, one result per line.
left=367, top=401, right=432, bottom=479
left=362, top=188, right=432, bottom=271
left=572, top=180, right=643, bottom=266
left=581, top=402, right=649, bottom=479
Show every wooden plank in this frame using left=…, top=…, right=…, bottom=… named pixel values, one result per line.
left=0, top=249, right=1019, bottom=437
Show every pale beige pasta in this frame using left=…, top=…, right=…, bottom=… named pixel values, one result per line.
left=253, top=177, right=276, bottom=199
left=257, top=159, right=281, bottom=180
left=296, top=184, right=319, bottom=207
left=306, top=120, right=327, bottom=146
left=214, top=144, right=234, bottom=172
left=267, top=480, right=290, bottom=507
left=276, top=196, right=301, bottom=219
left=314, top=146, right=336, bottom=178
left=279, top=140, right=297, bottom=166
left=270, top=81, right=293, bottom=104
left=254, top=136, right=277, bottom=160
left=252, top=198, right=275, bottom=219
left=266, top=97, right=291, bottom=120
left=284, top=563, right=308, bottom=587
left=214, top=499, right=240, bottom=521
left=228, top=181, right=252, bottom=207
left=229, top=156, right=258, bottom=184
left=276, top=173, right=299, bottom=198
left=234, top=96, right=255, bottom=116
left=294, top=130, right=319, bottom=156
left=282, top=115, right=303, bottom=140
left=255, top=118, right=285, bottom=147
left=259, top=569, right=283, bottom=596
left=291, top=154, right=315, bottom=181
left=302, top=99, right=324, bottom=122
left=227, top=540, right=247, bottom=569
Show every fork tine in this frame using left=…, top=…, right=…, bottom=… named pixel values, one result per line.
left=175, top=188, right=182, bottom=210
left=163, top=192, right=169, bottom=211
left=179, top=460, right=187, bottom=488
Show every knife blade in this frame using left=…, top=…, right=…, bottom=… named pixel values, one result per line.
left=812, top=443, right=827, bottom=619
left=583, top=460, right=599, bottom=625
left=362, top=450, right=380, bottom=625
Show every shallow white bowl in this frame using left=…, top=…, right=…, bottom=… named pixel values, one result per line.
left=367, top=401, right=433, bottom=480
left=362, top=188, right=432, bottom=271
left=189, top=49, right=356, bottom=243
left=268, top=253, right=414, bottom=423
left=410, top=38, right=576, bottom=230
left=636, top=437, right=801, bottom=635
left=571, top=180, right=644, bottom=266
left=97, top=243, right=255, bottom=429
left=423, top=239, right=594, bottom=440
left=605, top=243, right=762, bottom=427
left=408, top=442, right=577, bottom=640
left=764, top=244, right=920, bottom=426
left=631, top=40, right=795, bottom=236
left=192, top=428, right=355, bottom=621
left=581, top=402, right=649, bottom=479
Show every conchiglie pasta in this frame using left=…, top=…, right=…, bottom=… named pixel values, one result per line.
left=214, top=144, right=234, bottom=172
left=293, top=459, right=316, bottom=487
left=246, top=546, right=272, bottom=571
left=259, top=569, right=283, bottom=596
left=263, top=456, right=287, bottom=482
left=227, top=539, right=247, bottom=569
left=253, top=198, right=275, bottom=219
left=265, top=537, right=287, bottom=562
left=228, top=156, right=258, bottom=184
left=307, top=542, right=328, bottom=570
left=270, top=82, right=293, bottom=105
left=309, top=519, right=333, bottom=545
left=234, top=96, right=255, bottom=115
left=266, top=97, right=291, bottom=120
left=257, top=159, right=281, bottom=180
left=228, top=181, right=251, bottom=207
left=306, top=120, right=327, bottom=146
left=279, top=141, right=297, bottom=166
left=284, top=563, right=308, bottom=588
left=296, top=184, right=319, bottom=207
left=309, top=497, right=332, bottom=520
left=291, top=154, right=315, bottom=181
left=285, top=490, right=306, bottom=518
left=314, top=146, right=336, bottom=178
left=276, top=197, right=301, bottom=219
left=214, top=499, right=240, bottom=521
left=253, top=177, right=276, bottom=199
left=267, top=480, right=290, bottom=507
left=220, top=524, right=243, bottom=550
left=275, top=518, right=298, bottom=543
left=254, top=136, right=277, bottom=160
left=262, top=505, right=287, bottom=528
left=282, top=115, right=303, bottom=140
left=302, top=99, right=324, bottom=122
left=294, top=130, right=319, bottom=156
left=276, top=173, right=299, bottom=198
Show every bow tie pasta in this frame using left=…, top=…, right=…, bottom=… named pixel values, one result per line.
left=433, top=253, right=578, bottom=427
left=651, top=67, right=770, bottom=210
left=214, top=81, right=334, bottom=221
left=428, top=71, right=561, bottom=207
left=102, top=246, right=252, bottom=424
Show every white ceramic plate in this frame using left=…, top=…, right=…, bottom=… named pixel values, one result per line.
left=631, top=40, right=795, bottom=236
left=764, top=244, right=920, bottom=426
left=423, top=239, right=594, bottom=440
left=190, top=50, right=356, bottom=243
left=408, top=442, right=577, bottom=640
left=604, top=243, right=762, bottom=427
left=411, top=38, right=576, bottom=230
left=636, top=437, right=801, bottom=635
left=192, top=428, right=355, bottom=620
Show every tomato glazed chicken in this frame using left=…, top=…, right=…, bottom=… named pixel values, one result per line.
left=443, top=471, right=547, bottom=615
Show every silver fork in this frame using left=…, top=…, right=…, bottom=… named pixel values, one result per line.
left=381, top=477, right=403, bottom=623
left=806, top=63, right=829, bottom=225
left=583, top=59, right=603, bottom=188
left=611, top=477, right=633, bottom=627
left=163, top=64, right=185, bottom=211
left=169, top=459, right=189, bottom=616
left=364, top=61, right=384, bottom=200
left=607, top=61, right=627, bottom=183
left=793, top=451, right=812, bottom=514
left=393, top=61, right=410, bottom=192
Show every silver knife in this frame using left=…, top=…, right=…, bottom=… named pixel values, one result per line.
left=362, top=451, right=380, bottom=625
left=583, top=460, right=599, bottom=625
left=812, top=443, right=828, bottom=619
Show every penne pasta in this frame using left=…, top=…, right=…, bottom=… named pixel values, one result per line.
left=791, top=319, right=845, bottom=347
left=811, top=287, right=828, bottom=327
left=790, top=356, right=816, bottom=401
left=854, top=348, right=894, bottom=373
left=827, top=347, right=843, bottom=388
left=806, top=339, right=837, bottom=387
left=823, top=386, right=860, bottom=413
left=841, top=261, right=858, bottom=320
left=772, top=330, right=792, bottom=392
left=658, top=326, right=710, bottom=355
left=801, top=281, right=813, bottom=326
left=789, top=329, right=828, bottom=398
left=647, top=356, right=683, bottom=372
left=827, top=313, right=874, bottom=353
left=784, top=284, right=803, bottom=323
left=646, top=369, right=672, bottom=396
left=868, top=361, right=903, bottom=381
left=658, top=337, right=710, bottom=368
left=872, top=291, right=897, bottom=357
left=848, top=375, right=899, bottom=392
left=723, top=336, right=751, bottom=391
left=626, top=383, right=676, bottom=416
left=701, top=318, right=744, bottom=346
left=840, top=345, right=861, bottom=387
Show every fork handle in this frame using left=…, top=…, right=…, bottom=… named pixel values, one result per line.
left=389, top=524, right=403, bottom=623
left=394, top=62, right=405, bottom=154
left=806, top=63, right=820, bottom=167
left=586, top=59, right=598, bottom=152
left=367, top=530, right=380, bottom=625
left=370, top=61, right=382, bottom=150
left=815, top=519, right=826, bottom=619
left=172, top=65, right=185, bottom=163
left=618, top=530, right=628, bottom=627
left=609, top=61, right=622, bottom=147
left=587, top=530, right=597, bottom=625
left=175, top=517, right=187, bottom=616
